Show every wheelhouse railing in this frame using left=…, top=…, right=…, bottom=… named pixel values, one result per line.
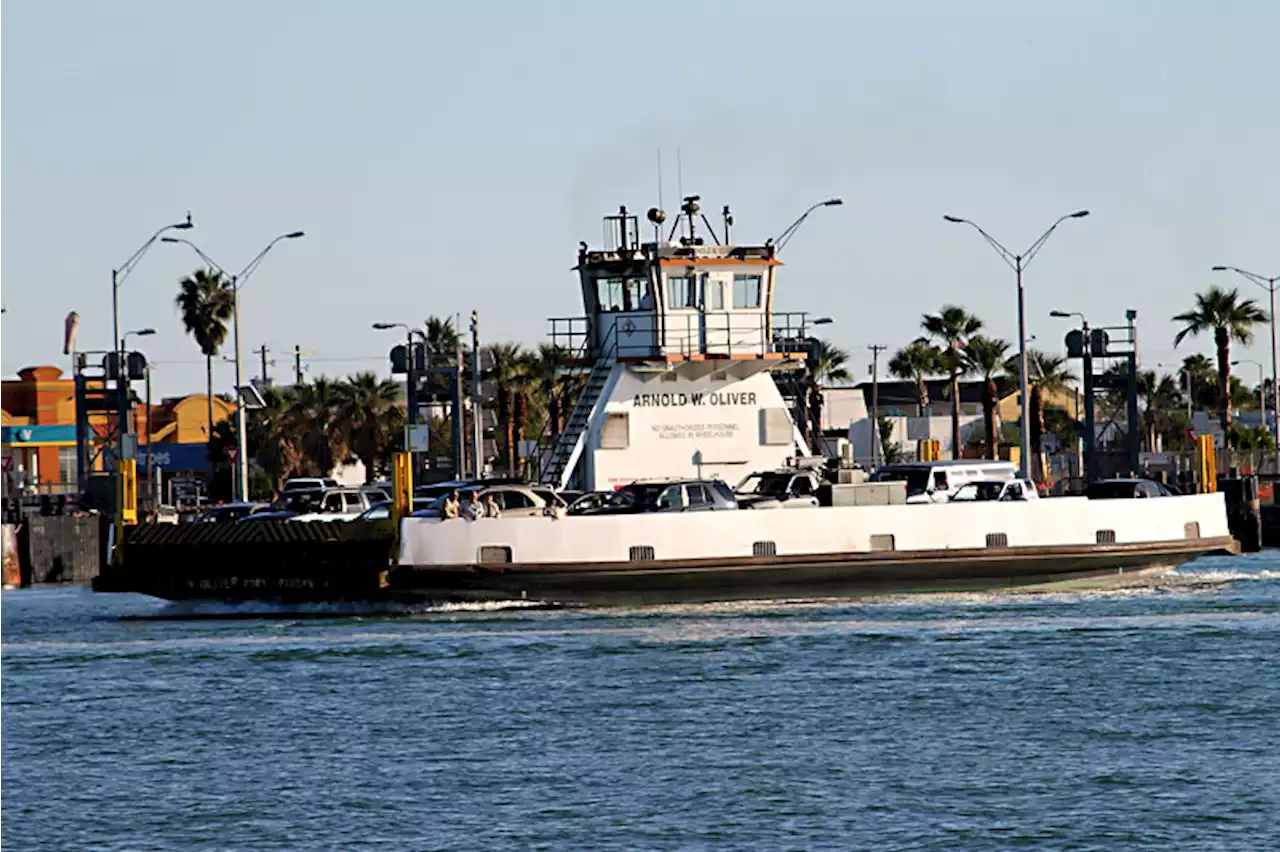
left=546, top=311, right=820, bottom=361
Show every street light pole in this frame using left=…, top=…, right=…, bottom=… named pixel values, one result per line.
left=470, top=311, right=483, bottom=478
left=111, top=215, right=193, bottom=463
left=1214, top=266, right=1279, bottom=444
left=373, top=322, right=425, bottom=465
left=1232, top=359, right=1266, bottom=422
left=164, top=232, right=304, bottom=500
left=945, top=210, right=1090, bottom=480
left=868, top=344, right=887, bottom=468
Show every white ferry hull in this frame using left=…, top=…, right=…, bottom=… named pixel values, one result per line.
left=394, top=494, right=1237, bottom=605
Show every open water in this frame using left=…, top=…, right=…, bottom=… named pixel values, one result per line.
left=3, top=554, right=1278, bottom=851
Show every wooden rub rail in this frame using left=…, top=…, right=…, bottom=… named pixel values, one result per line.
left=95, top=520, right=399, bottom=601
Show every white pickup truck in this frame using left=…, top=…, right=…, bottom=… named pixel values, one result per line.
left=947, top=479, right=1040, bottom=503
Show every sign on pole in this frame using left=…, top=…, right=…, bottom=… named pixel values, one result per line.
left=226, top=446, right=238, bottom=463
left=407, top=424, right=430, bottom=452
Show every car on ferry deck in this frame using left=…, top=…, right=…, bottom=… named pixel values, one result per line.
left=192, top=502, right=270, bottom=523
left=411, top=484, right=556, bottom=519
left=947, top=479, right=1039, bottom=503
left=871, top=460, right=1019, bottom=504
left=576, top=479, right=738, bottom=515
left=734, top=469, right=822, bottom=509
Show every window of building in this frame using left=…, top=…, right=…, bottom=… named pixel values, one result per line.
left=732, top=274, right=762, bottom=309
left=667, top=275, right=697, bottom=309
left=58, top=447, right=78, bottom=489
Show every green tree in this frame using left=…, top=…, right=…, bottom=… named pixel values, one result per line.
left=175, top=267, right=235, bottom=442
left=424, top=315, right=460, bottom=364
left=339, top=372, right=402, bottom=482
left=877, top=415, right=905, bottom=464
left=963, top=335, right=1010, bottom=460
left=1007, top=350, right=1074, bottom=469
left=922, top=306, right=983, bottom=459
left=531, top=343, right=571, bottom=440
left=486, top=343, right=530, bottom=475
left=1179, top=354, right=1215, bottom=412
left=1137, top=370, right=1187, bottom=451
left=251, top=386, right=304, bottom=488
left=1173, top=285, right=1269, bottom=435
left=288, top=378, right=350, bottom=477
left=808, top=340, right=852, bottom=446
left=888, top=338, right=941, bottom=416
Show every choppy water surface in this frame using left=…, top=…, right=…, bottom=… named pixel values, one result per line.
left=4, top=555, right=1279, bottom=851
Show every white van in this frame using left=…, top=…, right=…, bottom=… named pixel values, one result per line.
left=871, top=460, right=1019, bottom=504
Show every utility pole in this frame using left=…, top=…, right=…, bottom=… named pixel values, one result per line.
left=869, top=344, right=887, bottom=468
left=454, top=313, right=465, bottom=477
left=470, top=311, right=483, bottom=478
left=284, top=345, right=310, bottom=385
left=253, top=344, right=271, bottom=386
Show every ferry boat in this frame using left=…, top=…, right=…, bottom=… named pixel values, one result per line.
left=392, top=198, right=1237, bottom=605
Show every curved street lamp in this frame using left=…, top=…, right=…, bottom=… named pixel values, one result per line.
left=111, top=214, right=192, bottom=463
left=163, top=231, right=305, bottom=501
left=945, top=210, right=1090, bottom=478
left=773, top=198, right=843, bottom=252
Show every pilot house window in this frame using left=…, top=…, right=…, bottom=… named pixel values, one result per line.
left=732, top=274, right=762, bottom=309
left=597, top=276, right=652, bottom=312
left=667, top=275, right=697, bottom=309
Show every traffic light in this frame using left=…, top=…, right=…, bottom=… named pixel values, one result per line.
left=389, top=342, right=427, bottom=374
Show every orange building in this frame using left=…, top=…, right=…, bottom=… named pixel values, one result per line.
left=2, top=365, right=236, bottom=491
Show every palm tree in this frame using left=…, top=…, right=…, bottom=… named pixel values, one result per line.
left=531, top=343, right=572, bottom=440
left=1179, top=353, right=1216, bottom=412
left=252, top=386, right=304, bottom=486
left=175, top=267, right=235, bottom=441
left=510, top=349, right=540, bottom=476
left=1173, top=286, right=1269, bottom=434
left=424, top=315, right=460, bottom=363
left=339, top=372, right=402, bottom=482
left=889, top=338, right=941, bottom=416
left=487, top=343, right=528, bottom=475
left=1007, top=350, right=1074, bottom=469
left=288, top=378, right=349, bottom=477
left=963, top=335, right=1010, bottom=460
left=1137, top=371, right=1188, bottom=451
left=922, top=306, right=983, bottom=458
left=807, top=341, right=852, bottom=449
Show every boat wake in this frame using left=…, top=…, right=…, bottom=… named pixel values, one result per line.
left=138, top=598, right=552, bottom=621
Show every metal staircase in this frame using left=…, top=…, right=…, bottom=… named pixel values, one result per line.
left=538, top=357, right=611, bottom=490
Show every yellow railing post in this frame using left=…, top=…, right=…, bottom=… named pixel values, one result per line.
left=118, top=459, right=138, bottom=525
left=392, top=451, right=413, bottom=521
left=1196, top=434, right=1217, bottom=493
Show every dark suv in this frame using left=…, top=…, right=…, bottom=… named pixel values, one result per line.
left=574, top=480, right=738, bottom=515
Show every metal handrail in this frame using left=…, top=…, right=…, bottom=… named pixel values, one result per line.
left=527, top=322, right=620, bottom=481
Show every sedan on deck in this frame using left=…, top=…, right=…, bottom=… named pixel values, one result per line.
left=575, top=480, right=738, bottom=515
left=411, top=485, right=556, bottom=519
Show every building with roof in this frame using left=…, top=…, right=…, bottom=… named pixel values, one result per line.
left=2, top=364, right=235, bottom=492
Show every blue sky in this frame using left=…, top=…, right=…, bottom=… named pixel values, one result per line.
left=3, top=1, right=1277, bottom=398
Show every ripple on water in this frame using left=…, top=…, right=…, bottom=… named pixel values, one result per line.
left=3, top=554, right=1280, bottom=850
